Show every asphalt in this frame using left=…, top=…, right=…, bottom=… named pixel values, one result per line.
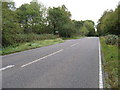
left=2, top=37, right=100, bottom=88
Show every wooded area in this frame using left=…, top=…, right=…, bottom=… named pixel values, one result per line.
left=97, top=5, right=119, bottom=36
left=1, top=1, right=119, bottom=47
left=2, top=1, right=95, bottom=47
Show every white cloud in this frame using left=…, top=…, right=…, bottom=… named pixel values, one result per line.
left=13, top=0, right=118, bottom=24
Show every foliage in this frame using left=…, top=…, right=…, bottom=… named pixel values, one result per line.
left=16, top=1, right=47, bottom=34
left=80, top=26, right=89, bottom=36
left=98, top=5, right=119, bottom=88
left=47, top=5, right=74, bottom=37
left=72, top=20, right=84, bottom=35
left=72, top=20, right=95, bottom=36
left=2, top=33, right=58, bottom=47
left=84, top=21, right=95, bottom=36
left=2, top=38, right=64, bottom=55
left=97, top=5, right=119, bottom=36
left=2, top=2, right=23, bottom=46
left=2, top=1, right=95, bottom=47
left=104, top=35, right=118, bottom=45
left=60, top=22, right=76, bottom=37
left=100, top=37, right=119, bottom=88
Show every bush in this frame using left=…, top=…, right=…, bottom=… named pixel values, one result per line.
left=2, top=33, right=58, bottom=47
left=105, top=35, right=118, bottom=45
left=14, top=33, right=58, bottom=42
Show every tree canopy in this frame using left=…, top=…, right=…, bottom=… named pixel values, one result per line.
left=2, top=1, right=95, bottom=46
left=97, top=5, right=119, bottom=36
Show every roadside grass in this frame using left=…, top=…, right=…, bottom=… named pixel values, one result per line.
left=1, top=38, right=64, bottom=55
left=1, top=35, right=85, bottom=55
left=100, top=37, right=119, bottom=88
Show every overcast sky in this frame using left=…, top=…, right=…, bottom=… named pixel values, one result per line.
left=13, top=0, right=118, bottom=25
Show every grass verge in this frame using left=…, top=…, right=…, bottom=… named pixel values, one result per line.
left=100, top=37, right=119, bottom=88
left=1, top=38, right=64, bottom=55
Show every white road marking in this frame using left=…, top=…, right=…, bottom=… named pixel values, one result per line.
left=70, top=43, right=79, bottom=47
left=98, top=38, right=104, bottom=88
left=0, top=65, right=15, bottom=71
left=21, top=49, right=64, bottom=67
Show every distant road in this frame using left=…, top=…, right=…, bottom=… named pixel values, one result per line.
left=2, top=37, right=102, bottom=88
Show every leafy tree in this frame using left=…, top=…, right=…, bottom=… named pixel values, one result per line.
left=84, top=20, right=95, bottom=36
left=60, top=22, right=76, bottom=37
left=97, top=10, right=113, bottom=35
left=2, top=1, right=97, bottom=47
left=97, top=5, right=119, bottom=36
left=47, top=5, right=73, bottom=37
left=72, top=20, right=84, bottom=35
left=16, top=1, right=47, bottom=34
left=80, top=26, right=89, bottom=36
left=2, top=2, right=22, bottom=46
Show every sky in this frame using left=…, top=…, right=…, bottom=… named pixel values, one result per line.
left=13, top=0, right=118, bottom=25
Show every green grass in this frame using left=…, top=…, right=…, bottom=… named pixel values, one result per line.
left=1, top=38, right=64, bottom=55
left=100, top=37, right=119, bottom=88
left=1, top=35, right=85, bottom=55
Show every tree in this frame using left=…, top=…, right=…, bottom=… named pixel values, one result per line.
left=80, top=26, right=89, bottom=36
left=84, top=20, right=95, bottom=36
left=16, top=1, right=47, bottom=34
left=97, top=5, right=119, bottom=36
left=60, top=22, right=75, bottom=37
left=2, top=2, right=22, bottom=46
left=72, top=20, right=84, bottom=35
left=2, top=1, right=97, bottom=47
left=47, top=5, right=73, bottom=37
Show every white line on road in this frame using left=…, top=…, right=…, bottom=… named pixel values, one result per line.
left=70, top=43, right=79, bottom=47
left=0, top=65, right=15, bottom=71
left=21, top=49, right=64, bottom=68
left=98, top=38, right=104, bottom=89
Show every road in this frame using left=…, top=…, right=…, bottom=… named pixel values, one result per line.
left=2, top=37, right=102, bottom=88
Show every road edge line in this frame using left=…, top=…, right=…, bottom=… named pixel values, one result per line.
left=98, top=38, right=104, bottom=89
